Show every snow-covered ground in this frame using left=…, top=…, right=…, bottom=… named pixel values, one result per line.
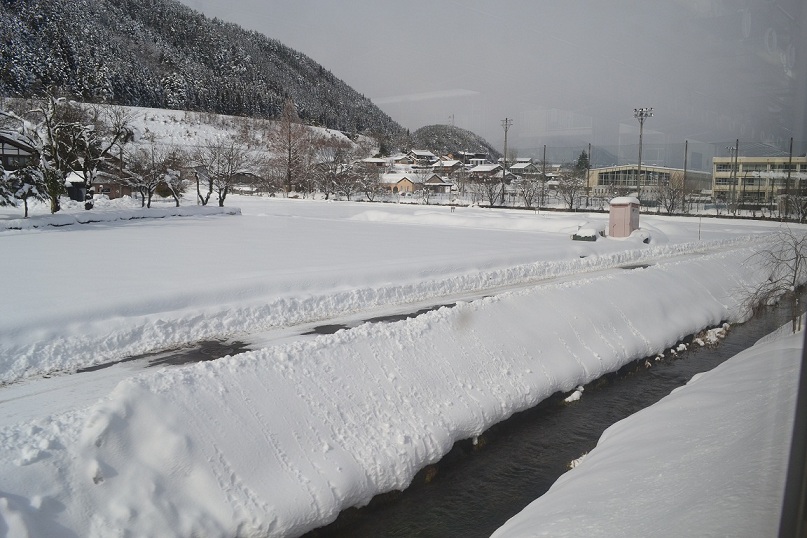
left=0, top=195, right=801, bottom=537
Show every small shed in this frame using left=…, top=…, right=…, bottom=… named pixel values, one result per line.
left=609, top=196, right=640, bottom=237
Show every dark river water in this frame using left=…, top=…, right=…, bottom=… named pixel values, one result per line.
left=304, top=295, right=803, bottom=538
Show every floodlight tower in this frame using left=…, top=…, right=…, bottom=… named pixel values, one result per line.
left=634, top=107, right=653, bottom=194
left=727, top=140, right=739, bottom=215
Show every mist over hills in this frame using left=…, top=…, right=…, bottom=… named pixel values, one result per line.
left=0, top=0, right=406, bottom=142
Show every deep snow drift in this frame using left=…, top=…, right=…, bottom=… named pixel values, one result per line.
left=0, top=196, right=801, bottom=537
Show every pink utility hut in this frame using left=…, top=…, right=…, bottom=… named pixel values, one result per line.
left=608, top=196, right=640, bottom=237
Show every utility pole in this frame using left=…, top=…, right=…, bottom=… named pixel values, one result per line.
left=541, top=144, right=547, bottom=209
left=727, top=140, right=739, bottom=215
left=683, top=140, right=689, bottom=212
left=634, top=107, right=653, bottom=199
left=586, top=142, right=592, bottom=207
left=501, top=118, right=512, bottom=205
left=785, top=136, right=794, bottom=221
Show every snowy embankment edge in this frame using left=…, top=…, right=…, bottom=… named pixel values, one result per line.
left=0, top=234, right=765, bottom=384
left=490, top=329, right=802, bottom=538
left=0, top=244, right=777, bottom=537
left=0, top=205, right=240, bottom=231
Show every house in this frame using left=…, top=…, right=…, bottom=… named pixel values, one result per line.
left=432, top=159, right=462, bottom=177
left=408, top=149, right=438, bottom=166
left=508, top=161, right=540, bottom=179
left=92, top=171, right=133, bottom=199
left=361, top=157, right=387, bottom=170
left=468, top=163, right=502, bottom=181
left=456, top=151, right=488, bottom=165
left=423, top=174, right=453, bottom=194
left=392, top=154, right=414, bottom=168
left=380, top=172, right=421, bottom=193
left=0, top=130, right=37, bottom=170
left=493, top=169, right=520, bottom=184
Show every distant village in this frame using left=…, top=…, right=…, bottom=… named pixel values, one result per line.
left=2, top=122, right=806, bottom=216
left=360, top=149, right=554, bottom=197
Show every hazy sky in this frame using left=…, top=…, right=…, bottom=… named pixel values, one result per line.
left=178, top=0, right=804, bottom=161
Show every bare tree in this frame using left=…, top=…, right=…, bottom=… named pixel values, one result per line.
left=556, top=170, right=586, bottom=211
left=71, top=105, right=133, bottom=208
left=478, top=175, right=502, bottom=207
left=468, top=180, right=487, bottom=205
left=312, top=135, right=352, bottom=199
left=332, top=166, right=362, bottom=201
left=518, top=177, right=540, bottom=209
left=741, top=226, right=807, bottom=333
left=255, top=159, right=285, bottom=197
left=658, top=171, right=688, bottom=214
left=195, top=135, right=260, bottom=207
left=359, top=168, right=384, bottom=202
left=159, top=147, right=188, bottom=207
left=124, top=141, right=171, bottom=208
left=453, top=165, right=469, bottom=199
left=415, top=167, right=433, bottom=205
left=269, top=98, right=314, bottom=196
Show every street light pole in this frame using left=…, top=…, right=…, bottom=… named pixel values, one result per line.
left=634, top=107, right=653, bottom=199
left=501, top=118, right=512, bottom=206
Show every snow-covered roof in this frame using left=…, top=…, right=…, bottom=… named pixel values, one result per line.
left=610, top=196, right=641, bottom=206
left=0, top=129, right=36, bottom=153
left=424, top=176, right=451, bottom=185
left=509, top=162, right=536, bottom=170
left=65, top=171, right=86, bottom=186
left=380, top=172, right=417, bottom=184
left=433, top=160, right=460, bottom=167
left=469, top=164, right=501, bottom=173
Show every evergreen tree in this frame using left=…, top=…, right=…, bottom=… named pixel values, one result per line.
left=575, top=150, right=590, bottom=174
left=8, top=165, right=48, bottom=218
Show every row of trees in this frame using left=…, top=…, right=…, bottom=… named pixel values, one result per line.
left=0, top=95, right=382, bottom=216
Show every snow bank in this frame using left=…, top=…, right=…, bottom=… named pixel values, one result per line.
left=491, top=330, right=802, bottom=538
left=0, top=230, right=762, bottom=385
left=0, top=245, right=778, bottom=537
left=0, top=204, right=239, bottom=231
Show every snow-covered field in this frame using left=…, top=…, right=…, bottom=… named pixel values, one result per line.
left=0, top=195, right=800, bottom=537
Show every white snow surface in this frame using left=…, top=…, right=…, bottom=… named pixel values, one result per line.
left=492, top=330, right=802, bottom=538
left=0, top=195, right=801, bottom=537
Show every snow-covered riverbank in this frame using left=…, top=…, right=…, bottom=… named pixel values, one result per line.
left=492, top=328, right=802, bottom=538
left=0, top=196, right=800, bottom=537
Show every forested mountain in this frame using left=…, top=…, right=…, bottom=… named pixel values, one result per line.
left=412, top=124, right=500, bottom=161
left=0, top=0, right=406, bottom=142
